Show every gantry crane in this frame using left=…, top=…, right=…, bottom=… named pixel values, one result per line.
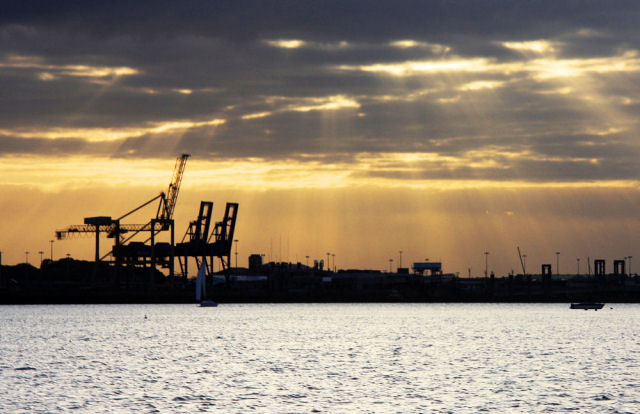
left=175, top=201, right=238, bottom=282
left=55, top=154, right=190, bottom=276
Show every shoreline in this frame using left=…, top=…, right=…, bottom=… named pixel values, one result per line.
left=3, top=259, right=640, bottom=304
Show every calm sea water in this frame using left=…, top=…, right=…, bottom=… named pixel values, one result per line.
left=1, top=303, right=638, bottom=413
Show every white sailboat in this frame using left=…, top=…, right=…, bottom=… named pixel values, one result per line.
left=196, top=262, right=217, bottom=307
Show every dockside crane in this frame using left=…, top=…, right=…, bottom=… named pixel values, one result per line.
left=161, top=154, right=189, bottom=221
left=209, top=202, right=239, bottom=276
left=116, top=153, right=190, bottom=245
left=55, top=154, right=190, bottom=276
left=175, top=201, right=238, bottom=282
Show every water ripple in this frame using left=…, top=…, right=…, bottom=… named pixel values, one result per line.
left=1, top=303, right=639, bottom=412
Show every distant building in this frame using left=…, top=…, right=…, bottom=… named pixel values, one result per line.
left=248, top=254, right=263, bottom=272
left=412, top=262, right=442, bottom=276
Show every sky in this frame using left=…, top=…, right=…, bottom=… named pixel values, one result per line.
left=2, top=1, right=640, bottom=275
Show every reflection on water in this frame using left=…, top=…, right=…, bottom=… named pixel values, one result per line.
left=1, top=304, right=639, bottom=412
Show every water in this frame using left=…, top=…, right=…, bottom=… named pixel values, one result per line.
left=1, top=303, right=639, bottom=413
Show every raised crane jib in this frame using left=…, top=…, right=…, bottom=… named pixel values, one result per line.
left=517, top=246, right=526, bottom=274
left=161, top=153, right=190, bottom=220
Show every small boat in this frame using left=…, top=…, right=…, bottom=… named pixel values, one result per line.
left=200, top=299, right=218, bottom=307
left=570, top=302, right=604, bottom=310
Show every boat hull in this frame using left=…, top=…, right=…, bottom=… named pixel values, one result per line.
left=570, top=302, right=604, bottom=310
left=200, top=299, right=218, bottom=307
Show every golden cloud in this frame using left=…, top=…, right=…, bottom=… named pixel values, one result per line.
left=0, top=118, right=226, bottom=142
left=1, top=55, right=140, bottom=79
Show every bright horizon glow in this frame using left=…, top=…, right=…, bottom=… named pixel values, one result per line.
left=1, top=154, right=638, bottom=192
left=3, top=172, right=639, bottom=274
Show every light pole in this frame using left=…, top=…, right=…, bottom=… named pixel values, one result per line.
left=25, top=251, right=29, bottom=264
left=49, top=240, right=54, bottom=261
left=629, top=256, right=633, bottom=275
left=389, top=258, right=393, bottom=273
left=38, top=251, right=44, bottom=264
left=399, top=250, right=403, bottom=268
left=326, top=252, right=330, bottom=270
left=484, top=251, right=489, bottom=278
left=556, top=251, right=560, bottom=276
left=332, top=254, right=335, bottom=272
left=577, top=258, right=580, bottom=275
left=305, top=255, right=309, bottom=267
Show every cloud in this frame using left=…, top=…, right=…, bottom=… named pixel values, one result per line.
left=264, top=39, right=305, bottom=49
left=1, top=0, right=640, bottom=186
left=3, top=1, right=640, bottom=43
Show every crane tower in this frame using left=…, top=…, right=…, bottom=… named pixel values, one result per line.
left=55, top=154, right=190, bottom=277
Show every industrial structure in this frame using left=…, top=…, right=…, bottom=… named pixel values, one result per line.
left=55, top=154, right=238, bottom=280
left=412, top=262, right=442, bottom=276
left=175, top=201, right=238, bottom=282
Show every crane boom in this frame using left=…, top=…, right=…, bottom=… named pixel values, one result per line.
left=517, top=246, right=526, bottom=274
left=162, top=153, right=190, bottom=220
left=55, top=222, right=165, bottom=240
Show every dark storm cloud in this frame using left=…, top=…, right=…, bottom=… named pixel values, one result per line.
left=2, top=0, right=640, bottom=183
left=3, top=1, right=640, bottom=43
